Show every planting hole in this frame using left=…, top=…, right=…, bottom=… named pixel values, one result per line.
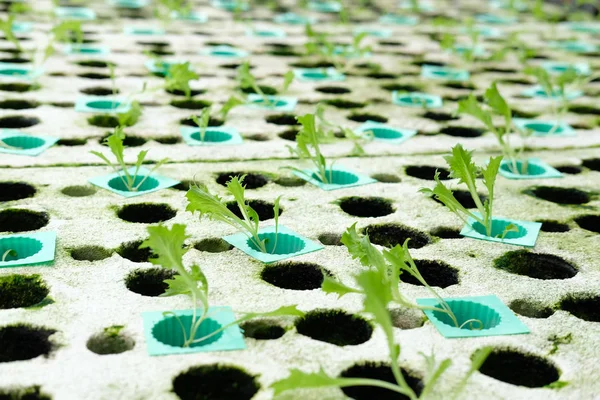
left=0, top=324, right=56, bottom=362
left=80, top=86, right=119, bottom=96
left=278, top=128, right=298, bottom=141
left=0, top=99, right=38, bottom=109
left=324, top=98, right=365, bottom=109
left=500, top=161, right=546, bottom=176
left=170, top=99, right=211, bottom=110
left=191, top=129, right=231, bottom=143
left=421, top=111, right=458, bottom=121
left=70, top=245, right=112, bottom=261
left=472, top=220, right=527, bottom=239
left=479, top=349, right=560, bottom=387
left=296, top=309, right=373, bottom=346
left=0, top=182, right=36, bottom=202
left=247, top=232, right=305, bottom=255
left=265, top=113, right=297, bottom=126
left=363, top=223, right=432, bottom=249
left=125, top=268, right=175, bottom=297
left=440, top=126, right=484, bottom=137
left=338, top=196, right=394, bottom=218
left=555, top=165, right=582, bottom=175
left=430, top=226, right=463, bottom=239
left=494, top=250, right=577, bottom=280
left=340, top=362, right=423, bottom=400
left=261, top=262, right=328, bottom=290
left=575, top=214, right=600, bottom=233
left=582, top=158, right=600, bottom=171
left=347, top=113, right=388, bottom=123
left=315, top=86, right=351, bottom=94
left=528, top=186, right=590, bottom=205
left=509, top=299, right=554, bottom=319
left=318, top=232, right=342, bottom=246
left=78, top=72, right=110, bottom=80
left=117, top=239, right=156, bottom=263
left=117, top=203, right=176, bottom=224
left=0, top=83, right=37, bottom=92
left=560, top=293, right=600, bottom=322
left=400, top=260, right=459, bottom=288
left=194, top=238, right=232, bottom=253
left=87, top=329, right=134, bottom=355
left=87, top=115, right=119, bottom=128
left=57, top=138, right=87, bottom=146
left=405, top=165, right=451, bottom=180
left=0, top=274, right=49, bottom=309
left=0, top=115, right=40, bottom=128
left=0, top=209, right=49, bottom=233
left=371, top=173, right=401, bottom=183
left=216, top=172, right=268, bottom=189
left=153, top=316, right=223, bottom=347
left=226, top=199, right=281, bottom=221
left=537, top=219, right=570, bottom=233
left=274, top=176, right=306, bottom=187
left=61, top=185, right=96, bottom=197
left=433, top=300, right=501, bottom=330
left=100, top=133, right=146, bottom=147
left=0, top=135, right=44, bottom=149
left=172, top=364, right=260, bottom=400
left=240, top=319, right=285, bottom=340
left=108, top=176, right=160, bottom=193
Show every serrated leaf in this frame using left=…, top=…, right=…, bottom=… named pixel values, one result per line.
left=485, top=83, right=511, bottom=127
left=162, top=274, right=194, bottom=297
left=140, top=224, right=189, bottom=272
left=321, top=275, right=360, bottom=298
left=270, top=367, right=347, bottom=395
left=457, top=95, right=495, bottom=132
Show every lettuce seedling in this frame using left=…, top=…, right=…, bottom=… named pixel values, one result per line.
left=191, top=107, right=211, bottom=142
left=0, top=15, right=23, bottom=53
left=186, top=175, right=282, bottom=254
left=305, top=25, right=370, bottom=72
left=141, top=224, right=302, bottom=348
left=315, top=103, right=370, bottom=156
left=165, top=62, right=199, bottom=99
left=236, top=61, right=294, bottom=106
left=154, top=0, right=193, bottom=24
left=420, top=144, right=504, bottom=238
left=458, top=83, right=531, bottom=174
left=218, top=94, right=245, bottom=120
left=271, top=224, right=491, bottom=399
left=90, top=127, right=168, bottom=192
left=524, top=66, right=581, bottom=123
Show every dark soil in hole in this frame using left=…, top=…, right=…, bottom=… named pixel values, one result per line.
left=70, top=246, right=112, bottom=261
left=0, top=182, right=36, bottom=202
left=216, top=172, right=269, bottom=189
left=170, top=99, right=212, bottom=110
left=582, top=158, right=600, bottom=171
left=0, top=115, right=39, bottom=128
left=61, top=185, right=96, bottom=197
left=0, top=57, right=31, bottom=64
left=494, top=250, right=578, bottom=280
left=537, top=220, right=570, bottom=233
left=80, top=86, right=119, bottom=96
left=412, top=60, right=446, bottom=67
left=117, top=239, right=156, bottom=263
left=527, top=186, right=590, bottom=205
left=145, top=48, right=174, bottom=56
left=240, top=320, right=286, bottom=340
left=226, top=199, right=281, bottom=221
left=574, top=214, right=600, bottom=233
left=125, top=268, right=176, bottom=297
left=509, top=299, right=555, bottom=319
left=389, top=307, right=425, bottom=329
left=240, top=85, right=277, bottom=95
left=340, top=362, right=423, bottom=400
left=86, top=329, right=135, bottom=355
left=315, top=86, right=351, bottom=94
left=265, top=113, right=298, bottom=126
left=324, top=98, right=365, bottom=109
left=443, top=82, right=475, bottom=90
left=296, top=309, right=372, bottom=346
left=180, top=116, right=223, bottom=127
left=555, top=165, right=582, bottom=175
left=75, top=60, right=114, bottom=68
left=0, top=209, right=49, bottom=232
left=381, top=83, right=422, bottom=92
left=405, top=165, right=451, bottom=180
left=88, top=115, right=119, bottom=128
left=0, top=99, right=38, bottom=109
left=57, top=138, right=87, bottom=146
left=347, top=113, right=388, bottom=123
left=154, top=136, right=181, bottom=144
left=378, top=40, right=405, bottom=46
left=498, top=78, right=532, bottom=85
left=421, top=111, right=459, bottom=121
left=400, top=259, right=459, bottom=288
left=137, top=40, right=169, bottom=47
left=440, top=126, right=484, bottom=137
left=511, top=108, right=539, bottom=118
left=430, top=226, right=463, bottom=239
left=568, top=104, right=600, bottom=115
left=0, top=386, right=51, bottom=400
left=268, top=48, right=302, bottom=57
left=363, top=223, right=432, bottom=249
left=371, top=173, right=401, bottom=183
left=172, top=364, right=260, bottom=400
left=317, top=231, right=343, bottom=246
left=244, top=133, right=270, bottom=142
left=482, top=67, right=519, bottom=74
left=338, top=196, right=395, bottom=218
left=559, top=293, right=600, bottom=322
left=0, top=274, right=48, bottom=309
left=274, top=176, right=306, bottom=187
left=117, top=203, right=176, bottom=224
left=278, top=128, right=298, bottom=141
left=261, top=262, right=328, bottom=290
left=166, top=88, right=205, bottom=97
left=479, top=348, right=560, bottom=387
left=220, top=62, right=253, bottom=70
left=100, top=133, right=146, bottom=147
left=433, top=190, right=487, bottom=209
left=172, top=180, right=194, bottom=191
left=77, top=72, right=110, bottom=80
left=365, top=72, right=398, bottom=80
left=0, top=324, right=56, bottom=362
left=0, top=83, right=38, bottom=92
left=193, top=238, right=233, bottom=253
left=289, top=60, right=335, bottom=68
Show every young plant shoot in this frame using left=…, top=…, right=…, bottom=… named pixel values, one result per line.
left=140, top=224, right=302, bottom=348
left=186, top=175, right=282, bottom=254
left=271, top=224, right=491, bottom=400
left=458, top=82, right=531, bottom=174
left=237, top=61, right=294, bottom=107
left=90, top=127, right=168, bottom=192
left=420, top=144, right=507, bottom=238
left=165, top=62, right=199, bottom=99
left=1, top=249, right=16, bottom=262
left=191, top=106, right=211, bottom=142
left=305, top=25, right=371, bottom=72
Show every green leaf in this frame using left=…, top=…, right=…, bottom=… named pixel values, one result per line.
left=355, top=269, right=393, bottom=337
left=457, top=95, right=495, bottom=132
left=162, top=274, right=194, bottom=297
left=118, top=100, right=142, bottom=127
left=140, top=224, right=189, bottom=272
left=219, top=95, right=244, bottom=120
left=545, top=381, right=569, bottom=389
left=165, top=62, right=199, bottom=99
left=103, top=325, right=125, bottom=337
left=485, top=82, right=511, bottom=127
left=271, top=367, right=348, bottom=395
left=282, top=70, right=295, bottom=92
left=452, top=346, right=492, bottom=399
left=240, top=305, right=305, bottom=321
left=321, top=275, right=361, bottom=298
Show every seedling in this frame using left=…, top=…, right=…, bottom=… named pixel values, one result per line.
left=1, top=249, right=16, bottom=262
left=155, top=0, right=193, bottom=24
left=140, top=224, right=302, bottom=348
left=237, top=61, right=294, bottom=106
left=218, top=94, right=245, bottom=120
left=191, top=107, right=211, bottom=142
left=420, top=144, right=504, bottom=238
left=108, top=64, right=145, bottom=127
left=315, top=103, right=370, bottom=155
left=271, top=224, right=491, bottom=400
left=103, top=325, right=125, bottom=337
left=305, top=26, right=370, bottom=72
left=186, top=175, right=282, bottom=254
left=90, top=127, right=168, bottom=192
left=439, top=18, right=480, bottom=65
left=0, top=15, right=23, bottom=52
left=457, top=83, right=531, bottom=174
left=165, top=62, right=199, bottom=99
